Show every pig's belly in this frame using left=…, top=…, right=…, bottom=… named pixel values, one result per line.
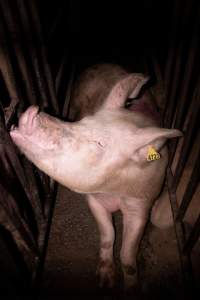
left=90, top=193, right=120, bottom=213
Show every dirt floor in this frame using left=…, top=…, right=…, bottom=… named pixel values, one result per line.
left=38, top=185, right=187, bottom=300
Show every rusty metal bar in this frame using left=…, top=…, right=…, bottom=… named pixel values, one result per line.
left=176, top=150, right=200, bottom=221
left=184, top=213, right=200, bottom=254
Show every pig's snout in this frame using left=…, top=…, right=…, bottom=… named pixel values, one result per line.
left=11, top=105, right=39, bottom=137
left=19, top=106, right=39, bottom=134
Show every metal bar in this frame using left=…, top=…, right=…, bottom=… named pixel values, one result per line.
left=172, top=85, right=200, bottom=189
left=164, top=0, right=196, bottom=127
left=176, top=150, right=200, bottom=221
left=0, top=1, right=38, bottom=106
left=166, top=9, right=200, bottom=158
left=172, top=18, right=199, bottom=130
left=0, top=181, right=37, bottom=253
left=21, top=157, right=45, bottom=225
left=0, top=11, right=21, bottom=104
left=62, top=63, right=76, bottom=118
left=55, top=51, right=68, bottom=95
left=27, top=0, right=59, bottom=115
left=0, top=183, right=39, bottom=272
left=16, top=0, right=49, bottom=109
left=4, top=98, right=19, bottom=130
left=46, top=5, right=63, bottom=44
left=184, top=213, right=200, bottom=254
left=164, top=43, right=183, bottom=127
left=163, top=0, right=183, bottom=116
left=1, top=124, right=44, bottom=226
left=167, top=168, right=194, bottom=297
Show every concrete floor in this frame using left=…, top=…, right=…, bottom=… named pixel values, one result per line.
left=39, top=185, right=186, bottom=299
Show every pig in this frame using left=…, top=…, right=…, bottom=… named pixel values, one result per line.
left=10, top=64, right=182, bottom=291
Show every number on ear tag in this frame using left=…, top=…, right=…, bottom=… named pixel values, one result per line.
left=147, top=145, right=161, bottom=161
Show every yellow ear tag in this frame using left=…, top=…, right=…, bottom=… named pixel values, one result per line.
left=147, top=145, right=161, bottom=162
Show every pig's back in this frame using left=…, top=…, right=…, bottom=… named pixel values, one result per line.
left=69, top=64, right=127, bottom=120
left=69, top=64, right=160, bottom=126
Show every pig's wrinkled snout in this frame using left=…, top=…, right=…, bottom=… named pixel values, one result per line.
left=18, top=105, right=39, bottom=135
left=10, top=105, right=42, bottom=149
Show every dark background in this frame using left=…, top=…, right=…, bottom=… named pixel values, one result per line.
left=37, top=0, right=174, bottom=73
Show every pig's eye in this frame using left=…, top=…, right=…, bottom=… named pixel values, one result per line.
left=97, top=141, right=105, bottom=148
left=91, top=139, right=106, bottom=149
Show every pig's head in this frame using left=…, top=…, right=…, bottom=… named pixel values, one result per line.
left=10, top=73, right=182, bottom=195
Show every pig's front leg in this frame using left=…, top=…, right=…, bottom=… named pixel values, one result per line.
left=87, top=195, right=116, bottom=288
left=120, top=198, right=148, bottom=291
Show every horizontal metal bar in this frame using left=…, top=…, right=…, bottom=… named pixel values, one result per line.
left=184, top=213, right=200, bottom=254
left=176, top=150, right=200, bottom=221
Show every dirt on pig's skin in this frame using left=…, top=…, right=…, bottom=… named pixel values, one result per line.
left=40, top=184, right=184, bottom=299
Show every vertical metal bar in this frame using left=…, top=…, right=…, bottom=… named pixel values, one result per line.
left=167, top=168, right=194, bottom=298
left=27, top=0, right=59, bottom=115
left=164, top=0, right=196, bottom=127
left=163, top=0, right=183, bottom=115
left=55, top=51, right=68, bottom=95
left=172, top=84, right=200, bottom=189
left=16, top=0, right=49, bottom=109
left=47, top=5, right=64, bottom=44
left=172, top=22, right=199, bottom=130
left=167, top=9, right=200, bottom=159
left=0, top=182, right=38, bottom=272
left=3, top=127, right=44, bottom=226
left=62, top=63, right=76, bottom=118
left=176, top=150, right=200, bottom=221
left=0, top=1, right=38, bottom=106
left=0, top=11, right=21, bottom=104
left=184, top=214, right=200, bottom=254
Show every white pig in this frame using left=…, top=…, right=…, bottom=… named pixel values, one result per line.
left=10, top=64, right=182, bottom=290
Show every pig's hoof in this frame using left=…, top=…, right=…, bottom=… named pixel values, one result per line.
left=123, top=266, right=139, bottom=291
left=97, top=260, right=116, bottom=289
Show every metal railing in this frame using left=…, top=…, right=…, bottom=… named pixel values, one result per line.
left=0, top=0, right=74, bottom=296
left=151, top=0, right=200, bottom=297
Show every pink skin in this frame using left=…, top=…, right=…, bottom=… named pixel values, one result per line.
left=10, top=64, right=182, bottom=291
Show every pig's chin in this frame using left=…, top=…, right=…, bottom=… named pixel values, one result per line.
left=10, top=128, right=27, bottom=147
left=10, top=128, right=51, bottom=159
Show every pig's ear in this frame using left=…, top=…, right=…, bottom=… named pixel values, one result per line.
left=103, top=73, right=150, bottom=109
left=133, top=127, right=183, bottom=162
